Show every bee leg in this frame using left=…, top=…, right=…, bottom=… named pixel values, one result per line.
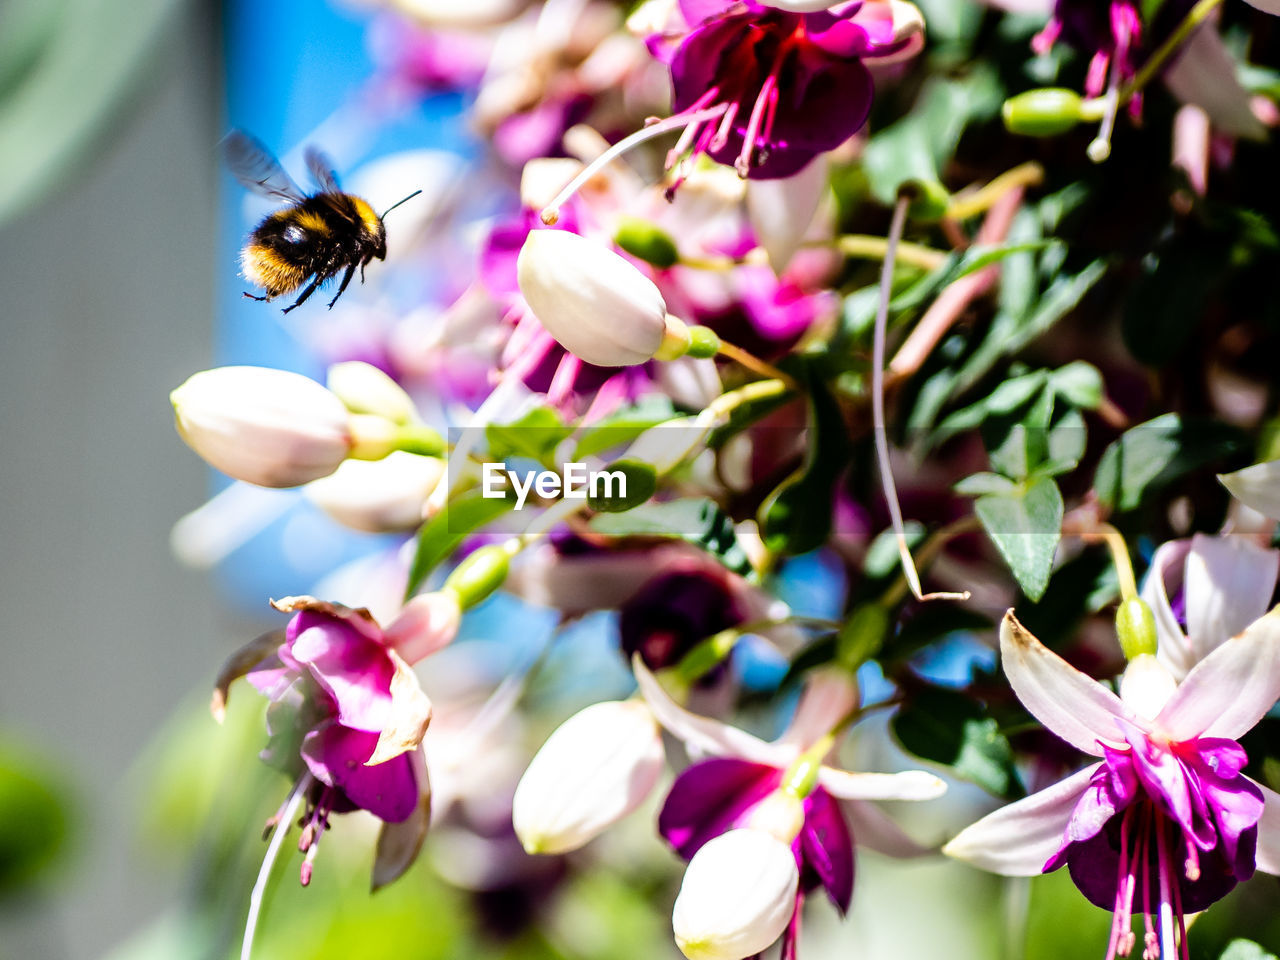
left=327, top=263, right=358, bottom=310
left=282, top=279, right=321, bottom=314
left=242, top=291, right=269, bottom=302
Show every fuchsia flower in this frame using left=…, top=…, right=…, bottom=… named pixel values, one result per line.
left=1141, top=533, right=1280, bottom=681
left=215, top=597, right=435, bottom=887
left=641, top=0, right=924, bottom=179
left=945, top=609, right=1280, bottom=960
left=1032, top=1, right=1153, bottom=107
left=637, top=662, right=946, bottom=958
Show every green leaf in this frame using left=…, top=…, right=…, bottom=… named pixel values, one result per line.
left=586, top=459, right=657, bottom=513
left=1220, top=941, right=1279, bottom=960
left=485, top=406, right=573, bottom=466
left=864, top=69, right=1003, bottom=204
left=864, top=522, right=926, bottom=579
left=892, top=686, right=1022, bottom=797
left=954, top=473, right=1020, bottom=497
left=1048, top=361, right=1104, bottom=409
left=404, top=491, right=516, bottom=598
left=760, top=375, right=852, bottom=555
left=975, top=476, right=1063, bottom=601
left=573, top=396, right=679, bottom=460
left=589, top=499, right=753, bottom=577
left=1093, top=414, right=1245, bottom=512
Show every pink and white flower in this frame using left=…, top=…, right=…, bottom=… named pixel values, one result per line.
left=944, top=608, right=1280, bottom=959
left=638, top=661, right=946, bottom=958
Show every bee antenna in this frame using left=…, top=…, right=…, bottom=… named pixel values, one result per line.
left=380, top=190, right=423, bottom=219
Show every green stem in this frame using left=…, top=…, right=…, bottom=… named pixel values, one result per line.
left=1114, top=0, right=1224, bottom=107
left=834, top=234, right=949, bottom=271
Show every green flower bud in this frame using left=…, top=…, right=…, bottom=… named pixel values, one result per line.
left=1116, top=596, right=1158, bottom=660
left=1002, top=89, right=1085, bottom=137
left=654, top=314, right=693, bottom=362
left=587, top=458, right=657, bottom=513
left=614, top=215, right=681, bottom=269
left=686, top=325, right=722, bottom=359
left=836, top=603, right=890, bottom=671
left=444, top=545, right=510, bottom=610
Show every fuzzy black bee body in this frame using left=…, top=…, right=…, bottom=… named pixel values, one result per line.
left=224, top=131, right=393, bottom=314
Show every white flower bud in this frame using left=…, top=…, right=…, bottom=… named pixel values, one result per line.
left=326, top=361, right=418, bottom=425
left=512, top=700, right=663, bottom=855
left=303, top=452, right=445, bottom=533
left=516, top=230, right=670, bottom=367
left=672, top=828, right=800, bottom=960
left=171, top=366, right=352, bottom=488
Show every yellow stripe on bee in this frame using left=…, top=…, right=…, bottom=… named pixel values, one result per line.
left=351, top=197, right=382, bottom=234
left=241, top=244, right=306, bottom=296
left=294, top=210, right=331, bottom=235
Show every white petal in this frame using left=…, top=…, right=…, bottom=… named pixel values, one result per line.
left=1251, top=781, right=1280, bottom=875
left=633, top=659, right=786, bottom=764
left=512, top=700, right=664, bottom=855
left=672, top=829, right=799, bottom=960
left=1141, top=538, right=1194, bottom=680
left=1243, top=0, right=1280, bottom=13
left=818, top=768, right=947, bottom=802
left=1221, top=460, right=1280, bottom=522
left=517, top=230, right=668, bottom=367
left=326, top=361, right=417, bottom=425
left=1000, top=612, right=1126, bottom=755
left=942, top=764, right=1098, bottom=876
left=778, top=666, right=859, bottom=750
left=841, top=799, right=934, bottom=858
left=1156, top=606, right=1280, bottom=741
left=304, top=452, right=444, bottom=533
left=1185, top=533, right=1280, bottom=662
left=1164, top=27, right=1267, bottom=140
left=746, top=156, right=828, bottom=275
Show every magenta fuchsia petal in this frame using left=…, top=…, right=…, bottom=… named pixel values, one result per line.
left=1155, top=607, right=1280, bottom=742
left=660, top=757, right=784, bottom=858
left=289, top=611, right=397, bottom=733
left=1183, top=534, right=1280, bottom=664
left=943, top=763, right=1099, bottom=875
left=799, top=788, right=854, bottom=912
left=999, top=612, right=1129, bottom=756
left=633, top=658, right=790, bottom=764
left=300, top=722, right=421, bottom=822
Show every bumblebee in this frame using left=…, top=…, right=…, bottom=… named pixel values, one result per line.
left=224, top=131, right=419, bottom=313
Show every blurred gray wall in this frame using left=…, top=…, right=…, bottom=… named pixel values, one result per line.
left=0, top=2, right=225, bottom=957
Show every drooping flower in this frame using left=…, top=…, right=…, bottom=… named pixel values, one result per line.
left=638, top=0, right=925, bottom=180
left=171, top=367, right=356, bottom=488
left=672, top=827, right=801, bottom=960
left=213, top=597, right=436, bottom=888
left=1140, top=533, right=1280, bottom=681
left=944, top=609, right=1280, bottom=959
left=638, top=661, right=946, bottom=959
left=516, top=229, right=682, bottom=367
left=512, top=699, right=665, bottom=854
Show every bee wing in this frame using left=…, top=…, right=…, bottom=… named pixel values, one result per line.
left=222, top=130, right=306, bottom=203
left=304, top=146, right=342, bottom=195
